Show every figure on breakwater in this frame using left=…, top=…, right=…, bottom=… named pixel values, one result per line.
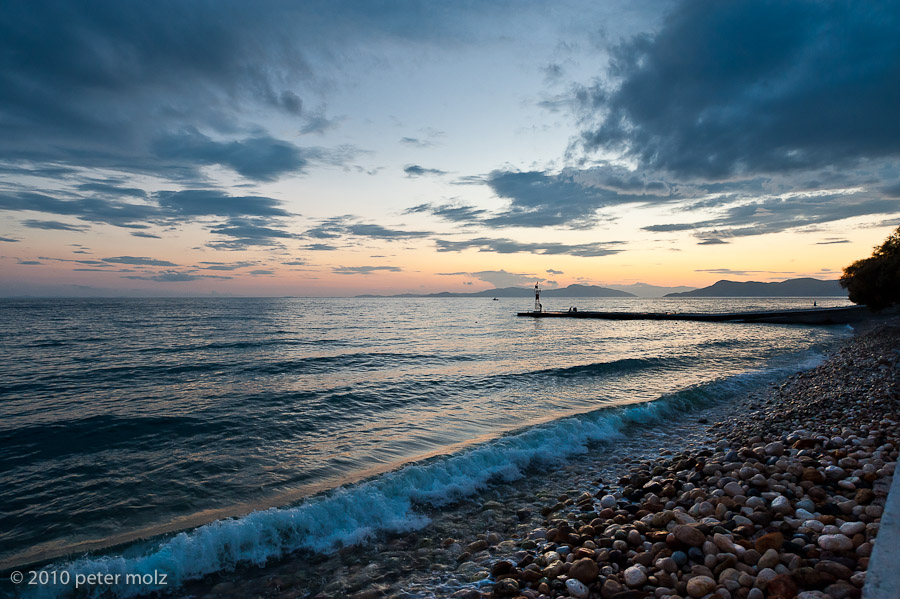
left=534, top=282, right=542, bottom=313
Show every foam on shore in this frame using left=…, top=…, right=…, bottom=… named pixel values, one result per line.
left=22, top=357, right=823, bottom=599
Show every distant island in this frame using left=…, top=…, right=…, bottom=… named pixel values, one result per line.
left=664, top=277, right=846, bottom=297
left=605, top=283, right=698, bottom=298
left=358, top=278, right=849, bottom=299
left=356, top=283, right=634, bottom=298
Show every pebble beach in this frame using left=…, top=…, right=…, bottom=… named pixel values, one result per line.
left=475, top=320, right=899, bottom=599
left=173, top=318, right=899, bottom=599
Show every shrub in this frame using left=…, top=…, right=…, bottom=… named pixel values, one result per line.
left=839, top=226, right=900, bottom=310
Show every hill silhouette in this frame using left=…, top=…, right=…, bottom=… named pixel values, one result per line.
left=664, top=278, right=846, bottom=297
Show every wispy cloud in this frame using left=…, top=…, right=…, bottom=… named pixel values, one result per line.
left=103, top=256, right=178, bottom=266
left=435, top=237, right=624, bottom=257
left=404, top=164, right=447, bottom=177
left=436, top=269, right=539, bottom=288
left=22, top=219, right=88, bottom=232
left=332, top=265, right=402, bottom=275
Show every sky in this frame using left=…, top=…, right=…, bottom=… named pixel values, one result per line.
left=1, top=0, right=898, bottom=297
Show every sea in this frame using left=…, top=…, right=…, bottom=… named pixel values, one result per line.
left=0, top=296, right=854, bottom=598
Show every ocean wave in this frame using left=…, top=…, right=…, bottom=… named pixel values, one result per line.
left=17, top=361, right=807, bottom=599
left=530, top=356, right=679, bottom=378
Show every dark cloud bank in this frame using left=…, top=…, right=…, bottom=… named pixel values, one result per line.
left=441, top=0, right=900, bottom=241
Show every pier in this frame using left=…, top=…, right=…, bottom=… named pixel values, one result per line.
left=517, top=305, right=873, bottom=325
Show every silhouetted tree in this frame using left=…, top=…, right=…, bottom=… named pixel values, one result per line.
left=839, top=226, right=900, bottom=310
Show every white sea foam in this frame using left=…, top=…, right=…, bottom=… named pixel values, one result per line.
left=25, top=360, right=817, bottom=599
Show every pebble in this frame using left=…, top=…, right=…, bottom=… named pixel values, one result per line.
left=840, top=521, right=866, bottom=536
left=818, top=534, right=854, bottom=552
left=474, top=325, right=899, bottom=599
left=623, top=565, right=648, bottom=587
left=758, top=548, right=780, bottom=569
left=685, top=575, right=716, bottom=598
left=723, top=481, right=744, bottom=497
left=568, top=557, right=599, bottom=583
left=564, top=578, right=589, bottom=598
left=770, top=495, right=792, bottom=515
left=674, top=524, right=706, bottom=547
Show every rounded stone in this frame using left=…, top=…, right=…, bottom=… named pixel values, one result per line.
left=771, top=495, right=792, bottom=515
left=713, top=533, right=736, bottom=553
left=492, top=578, right=519, bottom=597
left=674, top=524, right=707, bottom=547
left=758, top=548, right=779, bottom=570
left=724, top=481, right=744, bottom=497
left=840, top=521, right=865, bottom=536
left=623, top=565, right=648, bottom=587
left=754, top=532, right=784, bottom=554
left=765, top=442, right=785, bottom=456
left=825, top=466, right=847, bottom=481
left=569, top=557, right=599, bottom=584
left=565, top=578, right=590, bottom=599
left=686, top=575, right=717, bottom=598
left=600, top=494, right=617, bottom=509
left=817, top=534, right=853, bottom=552
left=672, top=551, right=689, bottom=567
left=656, top=556, right=678, bottom=573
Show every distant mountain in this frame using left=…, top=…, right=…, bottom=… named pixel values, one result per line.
left=356, top=284, right=634, bottom=298
left=607, top=283, right=698, bottom=298
left=664, top=278, right=847, bottom=298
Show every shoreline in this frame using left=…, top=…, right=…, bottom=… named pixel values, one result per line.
left=166, top=321, right=898, bottom=599
left=10, top=319, right=894, bottom=599
left=473, top=319, right=899, bottom=599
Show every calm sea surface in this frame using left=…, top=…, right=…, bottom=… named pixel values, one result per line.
left=0, top=296, right=852, bottom=597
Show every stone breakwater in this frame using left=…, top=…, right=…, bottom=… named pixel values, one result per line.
left=478, top=323, right=899, bottom=599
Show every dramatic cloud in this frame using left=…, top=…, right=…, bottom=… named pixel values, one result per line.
left=123, top=272, right=232, bottom=282
left=695, top=268, right=793, bottom=277
left=155, top=190, right=291, bottom=218
left=577, top=0, right=900, bottom=179
left=410, top=165, right=676, bottom=229
left=208, top=218, right=297, bottom=249
left=399, top=129, right=444, bottom=148
left=0, top=192, right=157, bottom=228
left=483, top=168, right=659, bottom=228
left=466, top=270, right=538, bottom=288
left=435, top=237, right=624, bottom=257
left=405, top=202, right=488, bottom=224
left=22, top=219, right=88, bottom=232
left=304, top=217, right=430, bottom=241
left=302, top=243, right=338, bottom=251
left=0, top=1, right=413, bottom=185
left=76, top=183, right=147, bottom=198
left=0, top=236, right=19, bottom=242
left=546, top=269, right=564, bottom=275
left=400, top=137, right=435, bottom=148
left=103, top=256, right=178, bottom=266
left=198, top=261, right=256, bottom=271
left=404, top=164, right=447, bottom=177
left=151, top=129, right=310, bottom=182
left=642, top=193, right=899, bottom=239
left=0, top=188, right=300, bottom=248
left=333, top=265, right=402, bottom=275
